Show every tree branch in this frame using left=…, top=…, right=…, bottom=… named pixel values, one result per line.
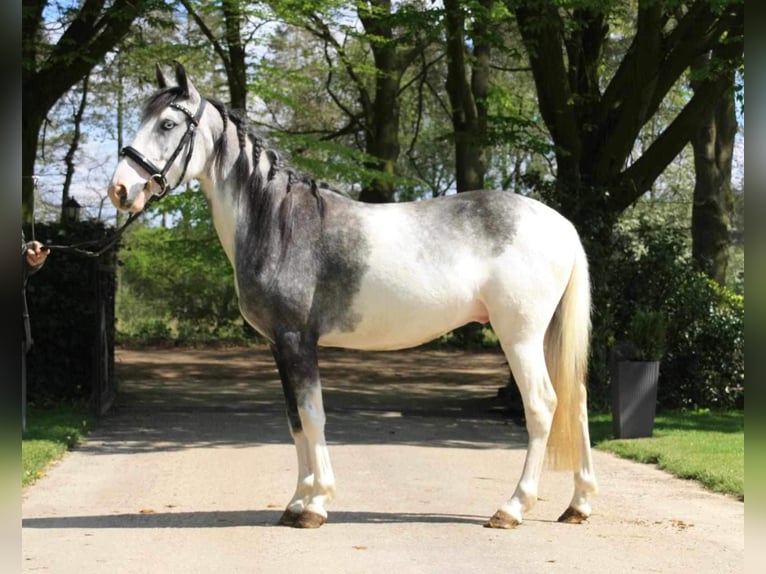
left=612, top=34, right=743, bottom=213
left=514, top=0, right=580, bottom=177
left=608, top=1, right=743, bottom=211
left=28, top=0, right=152, bottom=113
left=319, top=36, right=367, bottom=132
left=304, top=13, right=372, bottom=117
left=178, top=0, right=231, bottom=73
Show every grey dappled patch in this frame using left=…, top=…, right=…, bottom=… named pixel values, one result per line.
left=235, top=176, right=370, bottom=341
left=409, top=190, right=523, bottom=258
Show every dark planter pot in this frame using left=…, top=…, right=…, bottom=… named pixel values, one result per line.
left=611, top=361, right=660, bottom=439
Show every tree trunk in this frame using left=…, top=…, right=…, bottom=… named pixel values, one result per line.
left=690, top=68, right=737, bottom=286
left=180, top=0, right=248, bottom=111
left=22, top=109, right=45, bottom=224
left=443, top=0, right=492, bottom=347
left=358, top=35, right=400, bottom=203
left=443, top=0, right=491, bottom=193
left=62, top=75, right=90, bottom=214
left=222, top=0, right=248, bottom=111
left=358, top=0, right=401, bottom=204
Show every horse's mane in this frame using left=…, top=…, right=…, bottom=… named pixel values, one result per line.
left=143, top=86, right=330, bottom=259
left=142, top=86, right=332, bottom=199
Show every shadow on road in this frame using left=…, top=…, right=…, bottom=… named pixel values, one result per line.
left=95, top=346, right=525, bottom=454
left=23, top=509, right=489, bottom=529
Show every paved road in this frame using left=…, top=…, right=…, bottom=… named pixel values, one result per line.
left=23, top=347, right=744, bottom=573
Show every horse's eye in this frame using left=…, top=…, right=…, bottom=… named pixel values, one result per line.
left=160, top=119, right=176, bottom=131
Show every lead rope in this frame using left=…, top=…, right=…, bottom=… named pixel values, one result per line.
left=25, top=173, right=158, bottom=259
left=44, top=206, right=151, bottom=258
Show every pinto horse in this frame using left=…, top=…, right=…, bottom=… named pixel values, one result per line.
left=107, top=62, right=597, bottom=529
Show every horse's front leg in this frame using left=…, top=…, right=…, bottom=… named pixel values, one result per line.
left=271, top=331, right=336, bottom=529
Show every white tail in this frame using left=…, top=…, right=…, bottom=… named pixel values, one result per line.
left=544, top=239, right=591, bottom=471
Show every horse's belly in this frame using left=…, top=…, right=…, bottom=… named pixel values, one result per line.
left=317, top=276, right=488, bottom=351
left=318, top=309, right=483, bottom=350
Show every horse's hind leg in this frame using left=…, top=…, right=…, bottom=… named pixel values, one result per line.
left=270, top=332, right=336, bottom=529
left=558, top=390, right=598, bottom=523
left=486, top=337, right=555, bottom=529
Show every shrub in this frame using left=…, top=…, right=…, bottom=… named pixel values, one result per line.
left=661, top=273, right=744, bottom=409
left=606, top=219, right=744, bottom=410
left=115, top=188, right=243, bottom=343
left=627, top=307, right=667, bottom=362
left=133, top=319, right=173, bottom=344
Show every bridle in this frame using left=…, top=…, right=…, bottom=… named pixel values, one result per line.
left=120, top=98, right=207, bottom=197
left=39, top=97, right=207, bottom=258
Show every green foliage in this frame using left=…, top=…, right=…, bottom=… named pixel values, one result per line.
left=589, top=410, right=744, bottom=499
left=116, top=188, right=257, bottom=345
left=130, top=319, right=172, bottom=344
left=607, top=217, right=744, bottom=410
left=434, top=324, right=500, bottom=350
left=627, top=307, right=667, bottom=361
left=662, top=270, right=744, bottom=410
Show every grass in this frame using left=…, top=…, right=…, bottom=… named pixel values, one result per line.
left=589, top=410, right=744, bottom=500
left=22, top=404, right=95, bottom=487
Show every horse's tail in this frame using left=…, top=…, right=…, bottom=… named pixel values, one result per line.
left=544, top=235, right=591, bottom=472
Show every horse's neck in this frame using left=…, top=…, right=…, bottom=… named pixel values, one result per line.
left=197, top=118, right=253, bottom=266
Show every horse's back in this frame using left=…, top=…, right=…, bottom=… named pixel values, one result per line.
left=358, top=190, right=580, bottom=287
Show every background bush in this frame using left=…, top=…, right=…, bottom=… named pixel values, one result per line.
left=606, top=219, right=744, bottom=410
left=115, top=188, right=262, bottom=346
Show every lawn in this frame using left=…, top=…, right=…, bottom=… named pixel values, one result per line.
left=22, top=405, right=95, bottom=487
left=589, top=410, right=744, bottom=500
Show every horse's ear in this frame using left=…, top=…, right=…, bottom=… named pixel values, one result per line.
left=172, top=60, right=199, bottom=100
left=173, top=61, right=188, bottom=93
left=155, top=63, right=171, bottom=89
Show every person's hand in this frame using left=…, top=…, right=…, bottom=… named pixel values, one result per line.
left=26, top=241, right=50, bottom=267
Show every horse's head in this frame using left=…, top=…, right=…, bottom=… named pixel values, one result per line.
left=108, top=62, right=208, bottom=212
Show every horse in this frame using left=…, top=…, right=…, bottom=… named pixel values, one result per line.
left=107, top=62, right=598, bottom=530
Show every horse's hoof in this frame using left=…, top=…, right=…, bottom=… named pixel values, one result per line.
left=557, top=507, right=589, bottom=524
left=484, top=510, right=520, bottom=529
left=278, top=509, right=302, bottom=527
left=293, top=510, right=327, bottom=529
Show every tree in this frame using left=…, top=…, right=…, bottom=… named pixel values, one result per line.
left=443, top=0, right=492, bottom=192
left=355, top=0, right=421, bottom=202
left=690, top=55, right=739, bottom=286
left=178, top=0, right=250, bottom=111
left=505, top=0, right=743, bottom=392
left=61, top=75, right=90, bottom=214
left=291, top=1, right=437, bottom=203
left=510, top=0, right=744, bottom=229
left=22, top=0, right=157, bottom=223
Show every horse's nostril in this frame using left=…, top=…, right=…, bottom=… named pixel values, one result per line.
left=110, top=184, right=128, bottom=204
